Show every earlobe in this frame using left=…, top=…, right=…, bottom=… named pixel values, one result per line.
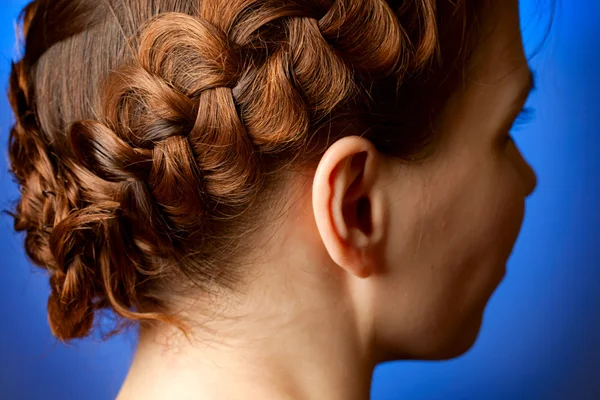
left=312, top=136, right=385, bottom=279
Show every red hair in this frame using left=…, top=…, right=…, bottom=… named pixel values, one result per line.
left=7, top=0, right=485, bottom=341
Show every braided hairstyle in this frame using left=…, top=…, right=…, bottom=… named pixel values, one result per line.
left=7, top=0, right=483, bottom=341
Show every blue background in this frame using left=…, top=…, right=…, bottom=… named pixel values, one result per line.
left=1, top=1, right=598, bottom=399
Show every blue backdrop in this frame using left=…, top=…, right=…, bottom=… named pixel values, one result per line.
left=1, top=1, right=598, bottom=399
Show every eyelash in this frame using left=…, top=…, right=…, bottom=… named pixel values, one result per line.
left=506, top=106, right=536, bottom=144
left=513, top=106, right=536, bottom=128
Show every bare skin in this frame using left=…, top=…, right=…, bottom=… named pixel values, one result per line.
left=118, top=0, right=537, bottom=399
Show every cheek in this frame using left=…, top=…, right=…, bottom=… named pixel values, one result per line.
left=375, top=155, right=526, bottom=359
left=433, top=156, right=526, bottom=311
left=437, top=151, right=526, bottom=268
left=468, top=157, right=527, bottom=262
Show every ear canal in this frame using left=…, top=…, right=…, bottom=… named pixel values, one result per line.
left=357, top=196, right=372, bottom=235
left=343, top=151, right=372, bottom=238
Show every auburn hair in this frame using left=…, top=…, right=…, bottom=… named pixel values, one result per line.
left=7, top=0, right=486, bottom=341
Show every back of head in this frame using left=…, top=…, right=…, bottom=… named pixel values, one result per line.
left=7, top=0, right=482, bottom=341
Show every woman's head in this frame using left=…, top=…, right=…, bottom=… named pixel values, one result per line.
left=338, top=0, right=537, bottom=360
left=7, top=0, right=535, bottom=362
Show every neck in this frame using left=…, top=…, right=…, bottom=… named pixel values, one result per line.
left=117, top=266, right=378, bottom=400
left=118, top=188, right=381, bottom=400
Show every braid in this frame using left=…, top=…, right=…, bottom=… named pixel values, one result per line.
left=6, top=0, right=474, bottom=341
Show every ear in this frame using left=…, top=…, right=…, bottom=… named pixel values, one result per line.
left=312, top=136, right=386, bottom=279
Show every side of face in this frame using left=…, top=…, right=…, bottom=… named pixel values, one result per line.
left=369, top=0, right=538, bottom=361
